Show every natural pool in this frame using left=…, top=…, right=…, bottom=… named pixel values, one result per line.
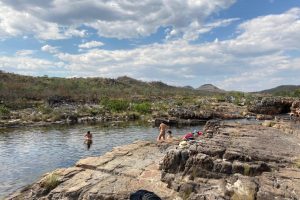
left=0, top=122, right=204, bottom=198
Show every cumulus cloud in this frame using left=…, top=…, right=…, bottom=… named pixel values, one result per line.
left=41, top=45, right=59, bottom=54
left=79, top=41, right=104, bottom=49
left=0, top=0, right=236, bottom=40
left=0, top=2, right=87, bottom=40
left=0, top=55, right=64, bottom=73
left=55, top=8, right=300, bottom=91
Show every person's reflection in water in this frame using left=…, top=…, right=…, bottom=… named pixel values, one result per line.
left=85, top=140, right=93, bottom=150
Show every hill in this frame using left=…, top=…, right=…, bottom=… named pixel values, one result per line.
left=197, top=84, right=225, bottom=93
left=260, top=85, right=300, bottom=93
left=259, top=85, right=300, bottom=97
left=0, top=71, right=203, bottom=108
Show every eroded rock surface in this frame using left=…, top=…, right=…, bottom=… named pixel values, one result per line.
left=161, top=121, right=300, bottom=200
left=248, top=97, right=294, bottom=115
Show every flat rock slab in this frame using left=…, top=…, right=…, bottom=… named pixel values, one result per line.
left=7, top=140, right=181, bottom=200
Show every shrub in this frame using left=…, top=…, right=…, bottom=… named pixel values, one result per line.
left=102, top=99, right=129, bottom=112
left=38, top=105, right=52, bottom=114
left=0, top=105, right=10, bottom=118
left=132, top=102, right=151, bottom=114
left=294, top=159, right=300, bottom=168
left=41, top=173, right=60, bottom=192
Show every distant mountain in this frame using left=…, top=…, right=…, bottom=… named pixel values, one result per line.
left=197, top=84, right=225, bottom=93
left=183, top=86, right=194, bottom=89
left=259, top=85, right=300, bottom=94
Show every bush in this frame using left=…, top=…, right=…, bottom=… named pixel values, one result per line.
left=0, top=105, right=10, bottom=118
left=41, top=173, right=60, bottom=192
left=38, top=105, right=52, bottom=114
left=132, top=102, right=151, bottom=114
left=102, top=99, right=129, bottom=112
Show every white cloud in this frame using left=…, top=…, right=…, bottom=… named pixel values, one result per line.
left=15, top=50, right=35, bottom=56
left=41, top=45, right=59, bottom=54
left=0, top=2, right=87, bottom=40
left=0, top=0, right=236, bottom=40
left=79, top=41, right=104, bottom=49
left=0, top=55, right=63, bottom=72
left=55, top=8, right=300, bottom=91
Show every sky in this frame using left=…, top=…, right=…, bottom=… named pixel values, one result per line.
left=0, top=0, right=300, bottom=91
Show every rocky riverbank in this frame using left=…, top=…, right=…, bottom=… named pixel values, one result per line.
left=2, top=96, right=300, bottom=129
left=6, top=119, right=300, bottom=200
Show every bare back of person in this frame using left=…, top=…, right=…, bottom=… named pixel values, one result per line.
left=157, top=122, right=169, bottom=141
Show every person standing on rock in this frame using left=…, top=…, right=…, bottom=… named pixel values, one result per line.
left=157, top=122, right=169, bottom=141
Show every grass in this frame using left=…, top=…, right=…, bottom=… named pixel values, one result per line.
left=0, top=105, right=10, bottom=118
left=293, top=159, right=300, bottom=168
left=243, top=163, right=251, bottom=176
left=132, top=102, right=152, bottom=114
left=181, top=187, right=193, bottom=200
left=40, top=173, right=60, bottom=192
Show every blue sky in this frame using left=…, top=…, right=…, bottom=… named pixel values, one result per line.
left=0, top=0, right=300, bottom=91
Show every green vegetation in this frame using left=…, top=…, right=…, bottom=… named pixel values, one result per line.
left=0, top=105, right=10, bottom=118
left=294, top=159, right=300, bottom=168
left=132, top=102, right=152, bottom=114
left=273, top=88, right=300, bottom=97
left=101, top=99, right=130, bottom=112
left=41, top=173, right=60, bottom=192
left=243, top=163, right=251, bottom=176
left=0, top=71, right=201, bottom=109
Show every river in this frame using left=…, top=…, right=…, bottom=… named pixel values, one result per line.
left=0, top=122, right=204, bottom=198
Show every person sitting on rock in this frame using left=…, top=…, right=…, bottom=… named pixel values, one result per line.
left=166, top=130, right=173, bottom=139
left=182, top=130, right=202, bottom=141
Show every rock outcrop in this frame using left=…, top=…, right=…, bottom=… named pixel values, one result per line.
left=160, top=121, right=300, bottom=199
left=248, top=97, right=294, bottom=115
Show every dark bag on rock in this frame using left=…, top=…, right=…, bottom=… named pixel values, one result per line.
left=130, top=189, right=161, bottom=200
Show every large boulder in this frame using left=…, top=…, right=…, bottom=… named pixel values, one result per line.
left=247, top=97, right=294, bottom=115
left=291, top=100, right=300, bottom=114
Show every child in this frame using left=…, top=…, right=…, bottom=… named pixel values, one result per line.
left=167, top=130, right=173, bottom=139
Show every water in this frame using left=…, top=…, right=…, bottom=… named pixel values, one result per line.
left=0, top=122, right=203, bottom=198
